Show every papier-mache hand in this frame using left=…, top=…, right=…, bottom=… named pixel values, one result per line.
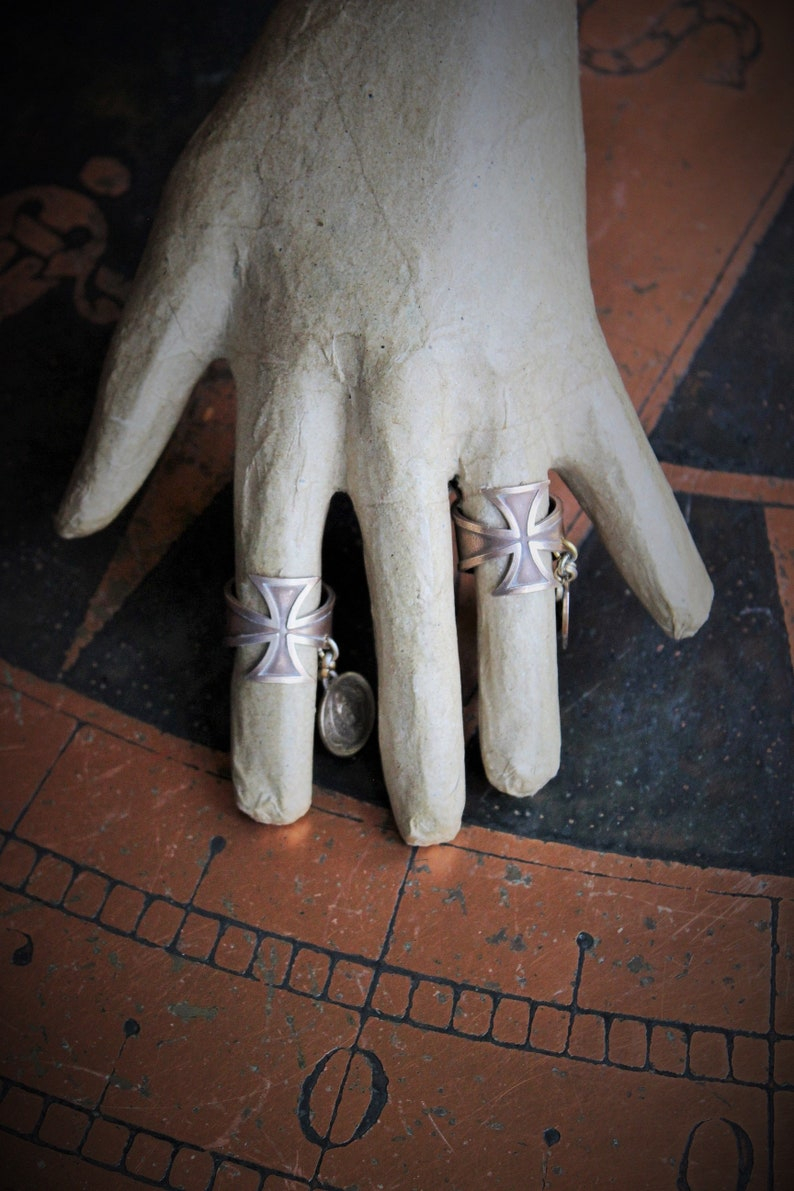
left=57, top=0, right=713, bottom=845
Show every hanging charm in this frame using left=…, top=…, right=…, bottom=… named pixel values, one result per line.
left=553, top=539, right=578, bottom=651
left=316, top=638, right=376, bottom=758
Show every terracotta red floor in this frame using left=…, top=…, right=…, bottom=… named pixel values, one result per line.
left=2, top=1, right=794, bottom=1188
left=2, top=664, right=793, bottom=1189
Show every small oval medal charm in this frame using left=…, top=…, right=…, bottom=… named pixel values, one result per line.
left=317, top=672, right=376, bottom=757
left=553, top=538, right=578, bottom=652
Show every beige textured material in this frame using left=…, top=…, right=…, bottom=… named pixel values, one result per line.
left=57, top=0, right=713, bottom=845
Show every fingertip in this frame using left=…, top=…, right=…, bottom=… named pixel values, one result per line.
left=353, top=484, right=467, bottom=847
left=390, top=781, right=466, bottom=847
left=232, top=763, right=313, bottom=826
left=619, top=508, right=714, bottom=640
left=55, top=485, right=109, bottom=539
left=231, top=676, right=317, bottom=827
left=380, top=720, right=467, bottom=845
left=475, top=579, right=561, bottom=799
left=480, top=683, right=561, bottom=797
left=54, top=507, right=83, bottom=540
left=657, top=566, right=714, bottom=640
left=481, top=738, right=560, bottom=799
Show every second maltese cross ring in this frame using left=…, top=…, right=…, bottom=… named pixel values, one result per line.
left=452, top=480, right=564, bottom=596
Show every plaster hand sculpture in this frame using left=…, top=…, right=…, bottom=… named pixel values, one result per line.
left=57, top=0, right=713, bottom=846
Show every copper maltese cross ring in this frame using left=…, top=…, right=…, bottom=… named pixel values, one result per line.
left=452, top=480, right=565, bottom=596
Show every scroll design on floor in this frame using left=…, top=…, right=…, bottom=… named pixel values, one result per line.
left=578, top=0, right=761, bottom=89
left=0, top=157, right=131, bottom=324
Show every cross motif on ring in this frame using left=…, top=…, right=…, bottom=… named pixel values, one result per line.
left=454, top=483, right=563, bottom=595
left=225, top=576, right=335, bottom=682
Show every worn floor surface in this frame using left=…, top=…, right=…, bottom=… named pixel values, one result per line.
left=1, top=1, right=792, bottom=1187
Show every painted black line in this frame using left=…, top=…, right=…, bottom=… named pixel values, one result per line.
left=767, top=898, right=781, bottom=1191
left=2, top=831, right=783, bottom=1093
left=95, top=1015, right=142, bottom=1117
left=9, top=715, right=81, bottom=837
left=0, top=1073, right=310, bottom=1191
left=0, top=669, right=230, bottom=782
left=188, top=833, right=227, bottom=905
left=307, top=844, right=417, bottom=1190
left=440, top=836, right=788, bottom=898
left=638, top=143, right=794, bottom=425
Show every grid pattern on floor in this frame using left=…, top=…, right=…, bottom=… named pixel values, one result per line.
left=2, top=665, right=793, bottom=1188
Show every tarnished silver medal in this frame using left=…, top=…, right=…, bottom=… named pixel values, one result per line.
left=317, top=639, right=376, bottom=757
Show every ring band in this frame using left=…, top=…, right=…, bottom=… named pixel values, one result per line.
left=225, top=575, right=335, bottom=682
left=452, top=481, right=564, bottom=596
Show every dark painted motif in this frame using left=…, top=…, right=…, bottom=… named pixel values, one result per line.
left=298, top=1047, right=388, bottom=1149
left=0, top=160, right=131, bottom=325
left=677, top=1118, right=754, bottom=1190
left=578, top=0, right=761, bottom=87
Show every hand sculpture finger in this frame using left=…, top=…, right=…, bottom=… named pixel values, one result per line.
left=57, top=156, right=237, bottom=538
left=455, top=429, right=561, bottom=799
left=347, top=357, right=465, bottom=846
left=228, top=345, right=346, bottom=825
